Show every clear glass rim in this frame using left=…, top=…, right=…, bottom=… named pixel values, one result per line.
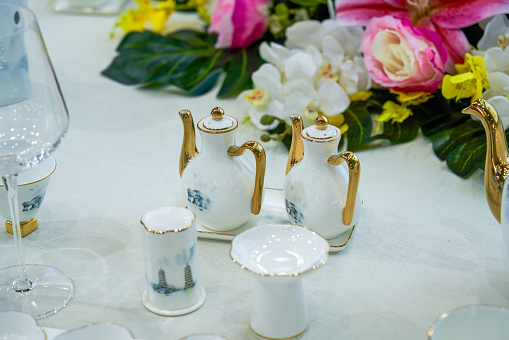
left=0, top=4, right=37, bottom=40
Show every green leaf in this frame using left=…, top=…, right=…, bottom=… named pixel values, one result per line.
left=445, top=135, right=487, bottom=178
left=344, top=108, right=373, bottom=150
left=102, top=30, right=261, bottom=98
left=412, top=95, right=470, bottom=138
left=217, top=43, right=262, bottom=98
left=432, top=120, right=484, bottom=160
left=379, top=117, right=419, bottom=144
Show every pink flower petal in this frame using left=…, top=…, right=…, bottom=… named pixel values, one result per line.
left=430, top=0, right=509, bottom=29
left=335, top=0, right=413, bottom=26
left=433, top=25, right=471, bottom=72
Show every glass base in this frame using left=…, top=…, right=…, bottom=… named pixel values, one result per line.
left=0, top=264, right=74, bottom=319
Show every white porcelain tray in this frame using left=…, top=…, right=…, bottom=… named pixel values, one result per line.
left=48, top=0, right=128, bottom=15
left=197, top=188, right=355, bottom=253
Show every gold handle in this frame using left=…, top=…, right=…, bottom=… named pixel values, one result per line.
left=462, top=99, right=509, bottom=223
left=179, top=109, right=199, bottom=178
left=328, top=151, right=361, bottom=225
left=227, top=141, right=266, bottom=215
left=286, top=114, right=304, bottom=175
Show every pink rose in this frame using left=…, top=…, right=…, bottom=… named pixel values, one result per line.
left=361, top=16, right=447, bottom=92
left=208, top=0, right=269, bottom=49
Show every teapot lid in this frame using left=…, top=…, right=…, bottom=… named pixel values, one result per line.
left=197, top=107, right=238, bottom=134
left=302, top=116, right=341, bottom=142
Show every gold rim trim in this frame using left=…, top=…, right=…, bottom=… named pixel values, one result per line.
left=427, top=304, right=509, bottom=339
left=197, top=116, right=238, bottom=134
left=0, top=158, right=56, bottom=187
left=330, top=224, right=355, bottom=248
left=229, top=224, right=329, bottom=278
left=250, top=325, right=308, bottom=340
left=301, top=129, right=341, bottom=143
left=141, top=212, right=196, bottom=234
left=55, top=321, right=136, bottom=339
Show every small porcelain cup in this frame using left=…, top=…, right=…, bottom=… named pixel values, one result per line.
left=0, top=155, right=56, bottom=237
left=0, top=311, right=46, bottom=340
left=140, top=206, right=206, bottom=316
left=428, top=305, right=509, bottom=340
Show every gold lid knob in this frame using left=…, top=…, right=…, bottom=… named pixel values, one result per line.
left=315, top=116, right=328, bottom=130
left=211, top=107, right=224, bottom=121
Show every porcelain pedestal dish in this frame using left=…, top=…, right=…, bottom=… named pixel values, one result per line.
left=230, top=224, right=329, bottom=339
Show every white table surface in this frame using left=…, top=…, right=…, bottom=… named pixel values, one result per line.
left=1, top=1, right=508, bottom=339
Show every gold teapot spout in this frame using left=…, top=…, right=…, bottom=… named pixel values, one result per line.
left=286, top=114, right=304, bottom=175
left=462, top=99, right=509, bottom=223
left=179, top=109, right=199, bottom=178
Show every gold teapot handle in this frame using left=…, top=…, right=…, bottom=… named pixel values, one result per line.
left=227, top=141, right=266, bottom=215
left=328, top=151, right=361, bottom=225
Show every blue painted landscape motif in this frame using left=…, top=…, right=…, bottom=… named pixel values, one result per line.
left=187, top=188, right=211, bottom=211
left=285, top=199, right=304, bottom=224
left=22, top=194, right=45, bottom=212
left=149, top=243, right=197, bottom=295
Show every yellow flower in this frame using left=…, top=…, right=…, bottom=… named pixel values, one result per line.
left=349, top=90, right=372, bottom=102
left=375, top=101, right=413, bottom=130
left=324, top=113, right=345, bottom=127
left=114, top=0, right=175, bottom=35
left=151, top=0, right=176, bottom=32
left=389, top=90, right=433, bottom=105
left=187, top=0, right=210, bottom=23
left=441, top=53, right=488, bottom=102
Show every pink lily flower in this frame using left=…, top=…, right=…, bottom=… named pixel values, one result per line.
left=336, top=0, right=509, bottom=71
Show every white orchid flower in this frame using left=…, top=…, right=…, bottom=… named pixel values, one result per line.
left=481, top=46, right=509, bottom=128
left=238, top=19, right=370, bottom=134
left=483, top=47, right=509, bottom=99
left=282, top=78, right=350, bottom=127
left=478, top=15, right=509, bottom=51
left=259, top=42, right=291, bottom=71
left=237, top=63, right=285, bottom=130
left=286, top=19, right=363, bottom=58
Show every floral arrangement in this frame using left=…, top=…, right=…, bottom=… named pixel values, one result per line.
left=103, top=0, right=509, bottom=177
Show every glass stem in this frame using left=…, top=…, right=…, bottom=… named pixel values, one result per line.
left=2, top=175, right=32, bottom=293
left=327, top=0, right=336, bottom=19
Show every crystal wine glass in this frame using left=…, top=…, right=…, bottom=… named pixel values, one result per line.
left=0, top=4, right=73, bottom=318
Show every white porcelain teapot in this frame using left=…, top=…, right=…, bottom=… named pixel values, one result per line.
left=179, top=107, right=266, bottom=232
left=284, top=115, right=361, bottom=239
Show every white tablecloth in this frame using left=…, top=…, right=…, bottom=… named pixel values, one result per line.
left=1, top=1, right=508, bottom=339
